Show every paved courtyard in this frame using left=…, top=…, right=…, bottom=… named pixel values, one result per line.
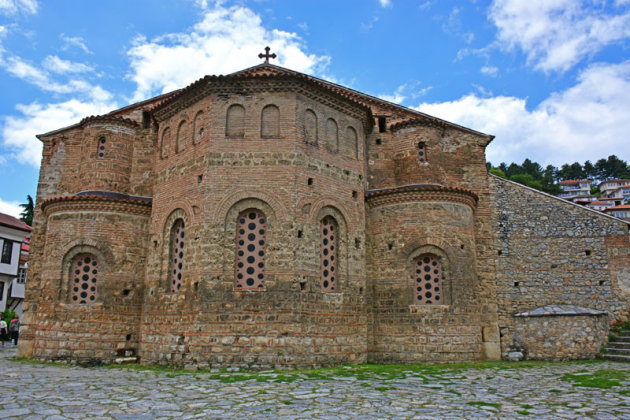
left=1, top=346, right=630, bottom=419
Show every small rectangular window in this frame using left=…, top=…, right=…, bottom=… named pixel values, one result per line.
left=0, top=282, right=3, bottom=300
left=378, top=117, right=387, bottom=133
left=142, top=111, right=151, bottom=129
left=1, top=240, right=12, bottom=264
left=17, top=268, right=26, bottom=284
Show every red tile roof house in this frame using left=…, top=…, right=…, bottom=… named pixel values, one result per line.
left=0, top=212, right=31, bottom=315
left=604, top=205, right=630, bottom=222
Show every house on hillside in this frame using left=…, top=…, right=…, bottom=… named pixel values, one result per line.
left=599, top=179, right=630, bottom=198
left=557, top=179, right=594, bottom=203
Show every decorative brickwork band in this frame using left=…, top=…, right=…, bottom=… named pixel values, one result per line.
left=365, top=184, right=478, bottom=209
left=42, top=194, right=152, bottom=217
left=235, top=209, right=267, bottom=290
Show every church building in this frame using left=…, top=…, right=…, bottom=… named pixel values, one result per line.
left=18, top=52, right=630, bottom=367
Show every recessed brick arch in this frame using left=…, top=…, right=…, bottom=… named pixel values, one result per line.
left=59, top=243, right=111, bottom=303
left=306, top=197, right=355, bottom=232
left=215, top=189, right=288, bottom=226
left=406, top=245, right=451, bottom=305
left=160, top=127, right=171, bottom=159
left=315, top=205, right=349, bottom=291
left=161, top=207, right=191, bottom=292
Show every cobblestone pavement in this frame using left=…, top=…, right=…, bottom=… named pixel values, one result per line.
left=1, top=347, right=630, bottom=419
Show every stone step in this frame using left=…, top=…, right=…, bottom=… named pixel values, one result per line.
left=607, top=341, right=630, bottom=349
left=605, top=347, right=630, bottom=355
left=114, top=357, right=138, bottom=364
left=601, top=353, right=630, bottom=362
left=613, top=336, right=630, bottom=342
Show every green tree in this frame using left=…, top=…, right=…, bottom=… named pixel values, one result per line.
left=509, top=173, right=543, bottom=190
left=19, top=194, right=34, bottom=226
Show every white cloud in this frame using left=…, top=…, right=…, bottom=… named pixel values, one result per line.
left=379, top=0, right=392, bottom=8
left=415, top=61, right=630, bottom=166
left=43, top=55, right=93, bottom=74
left=2, top=55, right=111, bottom=101
left=442, top=7, right=475, bottom=44
left=126, top=4, right=330, bottom=101
left=480, top=66, right=499, bottom=76
left=1, top=99, right=116, bottom=166
left=0, top=0, right=37, bottom=15
left=59, top=33, right=92, bottom=54
left=0, top=198, right=22, bottom=218
left=489, top=0, right=630, bottom=72
left=378, top=84, right=407, bottom=104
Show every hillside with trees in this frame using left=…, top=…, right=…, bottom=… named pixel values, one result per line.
left=487, top=155, right=630, bottom=195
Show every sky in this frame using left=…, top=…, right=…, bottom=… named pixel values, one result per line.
left=1, top=0, right=629, bottom=217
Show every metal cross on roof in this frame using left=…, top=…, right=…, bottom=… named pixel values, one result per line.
left=258, top=46, right=277, bottom=64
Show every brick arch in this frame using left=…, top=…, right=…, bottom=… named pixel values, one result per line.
left=158, top=202, right=194, bottom=238
left=176, top=119, right=187, bottom=153
left=305, top=196, right=355, bottom=232
left=406, top=244, right=451, bottom=305
left=160, top=207, right=190, bottom=292
left=214, top=189, right=288, bottom=225
left=59, top=242, right=112, bottom=303
left=315, top=205, right=349, bottom=293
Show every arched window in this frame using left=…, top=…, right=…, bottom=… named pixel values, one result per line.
left=326, top=118, right=338, bottom=151
left=304, top=109, right=317, bottom=144
left=414, top=254, right=443, bottom=304
left=161, top=127, right=171, bottom=159
left=235, top=209, right=267, bottom=290
left=176, top=120, right=187, bottom=153
left=70, top=254, right=98, bottom=304
left=346, top=126, right=358, bottom=158
left=97, top=136, right=106, bottom=158
left=418, top=141, right=427, bottom=163
left=261, top=104, right=280, bottom=138
left=320, top=216, right=338, bottom=292
left=192, top=111, right=204, bottom=144
left=169, top=219, right=185, bottom=292
left=226, top=104, right=245, bottom=137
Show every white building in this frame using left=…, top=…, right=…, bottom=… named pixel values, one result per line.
left=0, top=213, right=31, bottom=315
left=599, top=179, right=630, bottom=198
left=557, top=179, right=593, bottom=202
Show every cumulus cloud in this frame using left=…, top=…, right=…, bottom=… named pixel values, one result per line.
left=489, top=0, right=630, bottom=72
left=126, top=4, right=330, bottom=101
left=378, top=84, right=407, bottom=104
left=0, top=198, right=22, bottom=218
left=43, top=55, right=93, bottom=74
left=379, top=0, right=392, bottom=8
left=1, top=99, right=116, bottom=166
left=415, top=61, right=630, bottom=166
left=0, top=0, right=37, bottom=15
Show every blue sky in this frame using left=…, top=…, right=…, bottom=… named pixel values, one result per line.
left=1, top=0, right=630, bottom=217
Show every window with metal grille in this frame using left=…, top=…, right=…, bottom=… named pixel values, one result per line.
left=169, top=219, right=185, bottom=292
left=414, top=255, right=443, bottom=304
left=235, top=209, right=267, bottom=290
left=320, top=216, right=338, bottom=292
left=70, top=254, right=98, bottom=304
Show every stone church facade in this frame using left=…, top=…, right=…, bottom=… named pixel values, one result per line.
left=18, top=61, right=630, bottom=368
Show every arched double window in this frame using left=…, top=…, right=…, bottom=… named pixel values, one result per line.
left=235, top=209, right=267, bottom=290
left=192, top=111, right=205, bottom=144
left=169, top=219, right=185, bottom=292
left=304, top=109, right=318, bottom=144
left=414, top=254, right=443, bottom=304
left=176, top=120, right=187, bottom=153
left=346, top=126, right=358, bottom=158
left=320, top=216, right=339, bottom=292
left=70, top=254, right=98, bottom=304
left=160, top=127, right=171, bottom=158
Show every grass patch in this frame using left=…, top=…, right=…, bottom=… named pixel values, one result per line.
left=521, top=404, right=534, bottom=409
left=516, top=409, right=530, bottom=415
left=561, top=369, right=627, bottom=389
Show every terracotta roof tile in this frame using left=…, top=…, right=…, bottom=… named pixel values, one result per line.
left=0, top=212, right=31, bottom=232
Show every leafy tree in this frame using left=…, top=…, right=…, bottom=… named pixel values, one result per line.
left=19, top=194, right=34, bottom=226
left=510, top=173, right=543, bottom=191
left=489, top=168, right=506, bottom=178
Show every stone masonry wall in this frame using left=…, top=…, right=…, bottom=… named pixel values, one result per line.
left=513, top=314, right=609, bottom=360
left=490, top=176, right=630, bottom=357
